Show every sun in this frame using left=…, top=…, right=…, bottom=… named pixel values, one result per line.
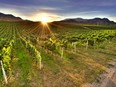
left=41, top=16, right=49, bottom=24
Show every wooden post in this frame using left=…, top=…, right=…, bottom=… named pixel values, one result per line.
left=94, top=39, right=96, bottom=49
left=61, top=47, right=64, bottom=58
left=0, top=60, right=8, bottom=84
left=86, top=40, right=88, bottom=50
left=74, top=43, right=76, bottom=52
left=39, top=57, right=42, bottom=70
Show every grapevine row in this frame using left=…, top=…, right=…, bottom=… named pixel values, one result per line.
left=19, top=36, right=42, bottom=70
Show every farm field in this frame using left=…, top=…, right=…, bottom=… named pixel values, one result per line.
left=0, top=21, right=116, bottom=87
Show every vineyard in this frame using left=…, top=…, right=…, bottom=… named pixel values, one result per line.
left=0, top=21, right=116, bottom=87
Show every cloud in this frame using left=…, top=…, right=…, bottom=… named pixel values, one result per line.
left=0, top=0, right=116, bottom=21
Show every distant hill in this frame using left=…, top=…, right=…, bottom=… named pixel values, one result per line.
left=0, top=12, right=23, bottom=21
left=60, top=18, right=116, bottom=25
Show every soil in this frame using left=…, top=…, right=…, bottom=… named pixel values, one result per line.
left=82, top=59, right=116, bottom=87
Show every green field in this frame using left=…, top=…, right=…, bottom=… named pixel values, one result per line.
left=0, top=21, right=116, bottom=87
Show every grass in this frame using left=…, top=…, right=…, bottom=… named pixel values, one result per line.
left=9, top=39, right=33, bottom=87
left=40, top=48, right=60, bottom=72
left=36, top=39, right=116, bottom=86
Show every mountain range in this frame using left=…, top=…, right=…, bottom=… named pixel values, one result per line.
left=60, top=18, right=116, bottom=25
left=0, top=12, right=116, bottom=25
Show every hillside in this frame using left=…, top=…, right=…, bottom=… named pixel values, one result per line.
left=0, top=12, right=23, bottom=21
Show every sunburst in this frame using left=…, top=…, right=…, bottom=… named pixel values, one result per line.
left=40, top=16, right=50, bottom=25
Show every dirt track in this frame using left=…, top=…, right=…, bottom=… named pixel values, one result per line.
left=82, top=59, right=116, bottom=87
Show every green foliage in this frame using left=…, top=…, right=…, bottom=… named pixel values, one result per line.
left=20, top=36, right=42, bottom=69
left=1, top=39, right=14, bottom=71
left=60, top=30, right=116, bottom=49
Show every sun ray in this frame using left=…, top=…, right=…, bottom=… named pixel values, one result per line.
left=50, top=22, right=66, bottom=29
left=26, top=23, right=41, bottom=35
left=46, top=24, right=55, bottom=37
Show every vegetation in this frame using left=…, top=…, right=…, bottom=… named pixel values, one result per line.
left=0, top=21, right=116, bottom=87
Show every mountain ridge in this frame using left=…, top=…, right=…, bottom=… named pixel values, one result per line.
left=0, top=12, right=23, bottom=21
left=60, top=18, right=116, bottom=25
left=0, top=12, right=116, bottom=25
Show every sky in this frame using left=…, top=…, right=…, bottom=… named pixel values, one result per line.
left=0, top=0, right=116, bottom=22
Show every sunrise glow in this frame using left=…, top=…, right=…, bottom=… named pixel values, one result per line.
left=40, top=16, right=50, bottom=24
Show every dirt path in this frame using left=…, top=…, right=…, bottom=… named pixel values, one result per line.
left=82, top=59, right=116, bottom=87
